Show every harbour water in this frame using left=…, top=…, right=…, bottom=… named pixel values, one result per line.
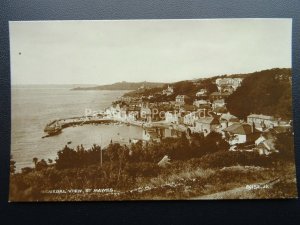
left=11, top=85, right=143, bottom=171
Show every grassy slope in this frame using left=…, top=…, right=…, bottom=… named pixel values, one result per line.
left=11, top=157, right=297, bottom=201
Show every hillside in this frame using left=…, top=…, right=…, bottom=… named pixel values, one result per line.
left=124, top=78, right=218, bottom=104
left=226, top=68, right=292, bottom=120
left=72, top=68, right=293, bottom=120
left=71, top=81, right=165, bottom=91
left=122, top=68, right=292, bottom=120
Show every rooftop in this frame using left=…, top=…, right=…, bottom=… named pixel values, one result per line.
left=213, top=99, right=225, bottom=104
left=196, top=117, right=219, bottom=125
left=220, top=113, right=239, bottom=122
left=194, top=100, right=209, bottom=104
left=224, top=123, right=257, bottom=135
left=248, top=114, right=275, bottom=120
left=210, top=92, right=231, bottom=96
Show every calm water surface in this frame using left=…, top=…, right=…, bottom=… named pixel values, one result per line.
left=11, top=85, right=142, bottom=170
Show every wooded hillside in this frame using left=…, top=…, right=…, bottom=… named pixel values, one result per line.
left=226, top=68, right=292, bottom=120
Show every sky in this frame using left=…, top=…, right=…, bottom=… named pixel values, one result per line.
left=9, top=19, right=292, bottom=85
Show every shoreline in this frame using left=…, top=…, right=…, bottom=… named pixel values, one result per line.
left=44, top=116, right=145, bottom=135
left=43, top=113, right=187, bottom=138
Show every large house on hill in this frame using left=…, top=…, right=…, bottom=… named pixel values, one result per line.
left=215, top=78, right=243, bottom=93
left=196, top=88, right=208, bottom=97
left=162, top=85, right=174, bottom=96
left=175, top=95, right=189, bottom=105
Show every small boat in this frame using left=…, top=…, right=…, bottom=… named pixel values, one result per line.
left=67, top=141, right=72, bottom=144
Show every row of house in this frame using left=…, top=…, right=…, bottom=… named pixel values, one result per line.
left=163, top=105, right=291, bottom=154
left=142, top=127, right=181, bottom=142
left=104, top=103, right=151, bottom=123
left=113, top=79, right=290, bottom=155
left=104, top=100, right=290, bottom=156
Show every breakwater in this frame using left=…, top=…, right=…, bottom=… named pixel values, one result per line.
left=43, top=114, right=149, bottom=136
left=44, top=116, right=187, bottom=138
left=44, top=116, right=113, bottom=134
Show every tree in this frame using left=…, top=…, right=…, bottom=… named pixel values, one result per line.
left=33, top=157, right=38, bottom=168
left=275, top=132, right=295, bottom=161
left=21, top=167, right=34, bottom=174
left=55, top=145, right=80, bottom=169
left=226, top=68, right=292, bottom=119
left=10, top=158, right=16, bottom=174
left=36, top=159, right=48, bottom=171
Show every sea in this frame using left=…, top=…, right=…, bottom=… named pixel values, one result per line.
left=11, top=85, right=143, bottom=171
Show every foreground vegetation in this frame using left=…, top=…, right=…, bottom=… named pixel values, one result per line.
left=9, top=132, right=297, bottom=201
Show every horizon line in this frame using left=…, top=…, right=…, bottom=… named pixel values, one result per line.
left=11, top=67, right=291, bottom=86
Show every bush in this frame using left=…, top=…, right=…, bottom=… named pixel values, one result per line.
left=125, top=162, right=160, bottom=178
left=55, top=144, right=103, bottom=169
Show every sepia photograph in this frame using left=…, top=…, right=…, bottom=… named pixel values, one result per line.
left=9, top=19, right=297, bottom=201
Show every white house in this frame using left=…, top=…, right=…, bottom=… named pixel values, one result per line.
left=247, top=114, right=279, bottom=131
left=215, top=78, right=243, bottom=93
left=142, top=128, right=160, bottom=142
left=193, top=99, right=210, bottom=108
left=175, top=95, right=187, bottom=105
left=142, top=128, right=178, bottom=142
left=196, top=89, right=207, bottom=97
left=165, top=112, right=179, bottom=124
left=140, top=106, right=152, bottom=122
left=212, top=99, right=226, bottom=109
left=105, top=104, right=122, bottom=119
left=127, top=111, right=138, bottom=122
left=162, top=85, right=174, bottom=96
left=194, top=117, right=219, bottom=136
left=255, top=134, right=278, bottom=155
left=183, top=111, right=198, bottom=126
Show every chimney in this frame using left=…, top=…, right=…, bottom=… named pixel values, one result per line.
left=251, top=122, right=255, bottom=133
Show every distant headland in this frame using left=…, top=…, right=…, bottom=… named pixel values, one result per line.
left=71, top=81, right=165, bottom=91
